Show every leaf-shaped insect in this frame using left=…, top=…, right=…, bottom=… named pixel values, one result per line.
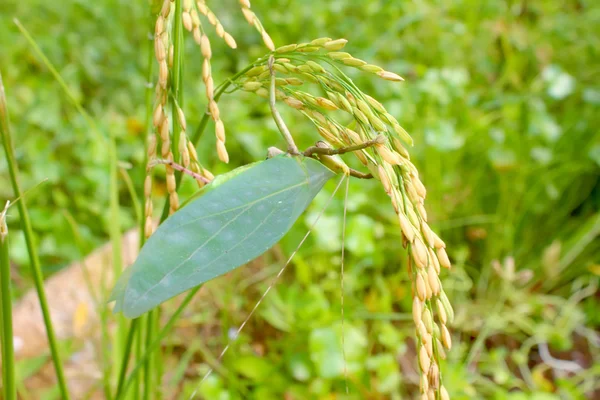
left=110, top=155, right=335, bottom=318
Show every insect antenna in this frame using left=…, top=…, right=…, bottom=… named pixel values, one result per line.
left=189, top=173, right=348, bottom=399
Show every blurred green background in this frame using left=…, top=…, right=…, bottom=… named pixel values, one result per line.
left=1, top=0, right=599, bottom=399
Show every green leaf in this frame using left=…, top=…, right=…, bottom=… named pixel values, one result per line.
left=110, top=156, right=335, bottom=318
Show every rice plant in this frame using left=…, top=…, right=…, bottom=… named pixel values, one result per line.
left=2, top=0, right=598, bottom=399
left=117, top=1, right=455, bottom=398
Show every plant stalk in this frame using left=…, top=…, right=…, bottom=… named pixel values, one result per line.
left=268, top=56, right=299, bottom=155
left=139, top=8, right=155, bottom=400
left=116, top=286, right=201, bottom=399
left=123, top=2, right=187, bottom=399
left=172, top=0, right=184, bottom=164
left=1, top=207, right=16, bottom=400
left=0, top=72, right=71, bottom=400
left=109, top=124, right=127, bottom=397
left=115, top=318, right=139, bottom=397
left=142, top=312, right=154, bottom=400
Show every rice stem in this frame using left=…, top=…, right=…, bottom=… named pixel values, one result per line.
left=116, top=286, right=201, bottom=399
left=0, top=71, right=71, bottom=400
left=1, top=203, right=16, bottom=400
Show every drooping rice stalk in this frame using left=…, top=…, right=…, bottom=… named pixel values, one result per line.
left=140, top=2, right=453, bottom=397
left=228, top=39, right=454, bottom=398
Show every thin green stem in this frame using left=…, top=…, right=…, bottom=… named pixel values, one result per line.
left=304, top=135, right=384, bottom=157
left=133, top=323, right=142, bottom=400
left=115, top=319, right=139, bottom=398
left=140, top=10, right=155, bottom=400
left=172, top=0, right=184, bottom=164
left=1, top=213, right=16, bottom=400
left=136, top=4, right=186, bottom=399
left=140, top=7, right=155, bottom=256
left=62, top=210, right=99, bottom=304
left=109, top=125, right=126, bottom=396
left=268, top=55, right=299, bottom=154
left=0, top=293, right=3, bottom=399
left=63, top=208, right=114, bottom=398
left=120, top=168, right=142, bottom=224
left=159, top=0, right=186, bottom=226
left=106, top=176, right=134, bottom=397
left=14, top=21, right=118, bottom=398
left=0, top=72, right=71, bottom=399
left=117, top=286, right=201, bottom=399
left=101, top=314, right=113, bottom=400
left=0, top=290, right=4, bottom=399
left=142, top=312, right=154, bottom=400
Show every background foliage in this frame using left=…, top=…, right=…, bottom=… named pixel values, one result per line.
left=1, top=0, right=599, bottom=398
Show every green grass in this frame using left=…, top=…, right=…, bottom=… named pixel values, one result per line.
left=0, top=0, right=598, bottom=399
left=1, top=69, right=70, bottom=399
left=1, top=203, right=16, bottom=400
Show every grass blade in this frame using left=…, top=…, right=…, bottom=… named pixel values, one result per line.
left=1, top=203, right=16, bottom=400
left=116, top=286, right=201, bottom=400
left=0, top=72, right=71, bottom=399
left=141, top=11, right=156, bottom=397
